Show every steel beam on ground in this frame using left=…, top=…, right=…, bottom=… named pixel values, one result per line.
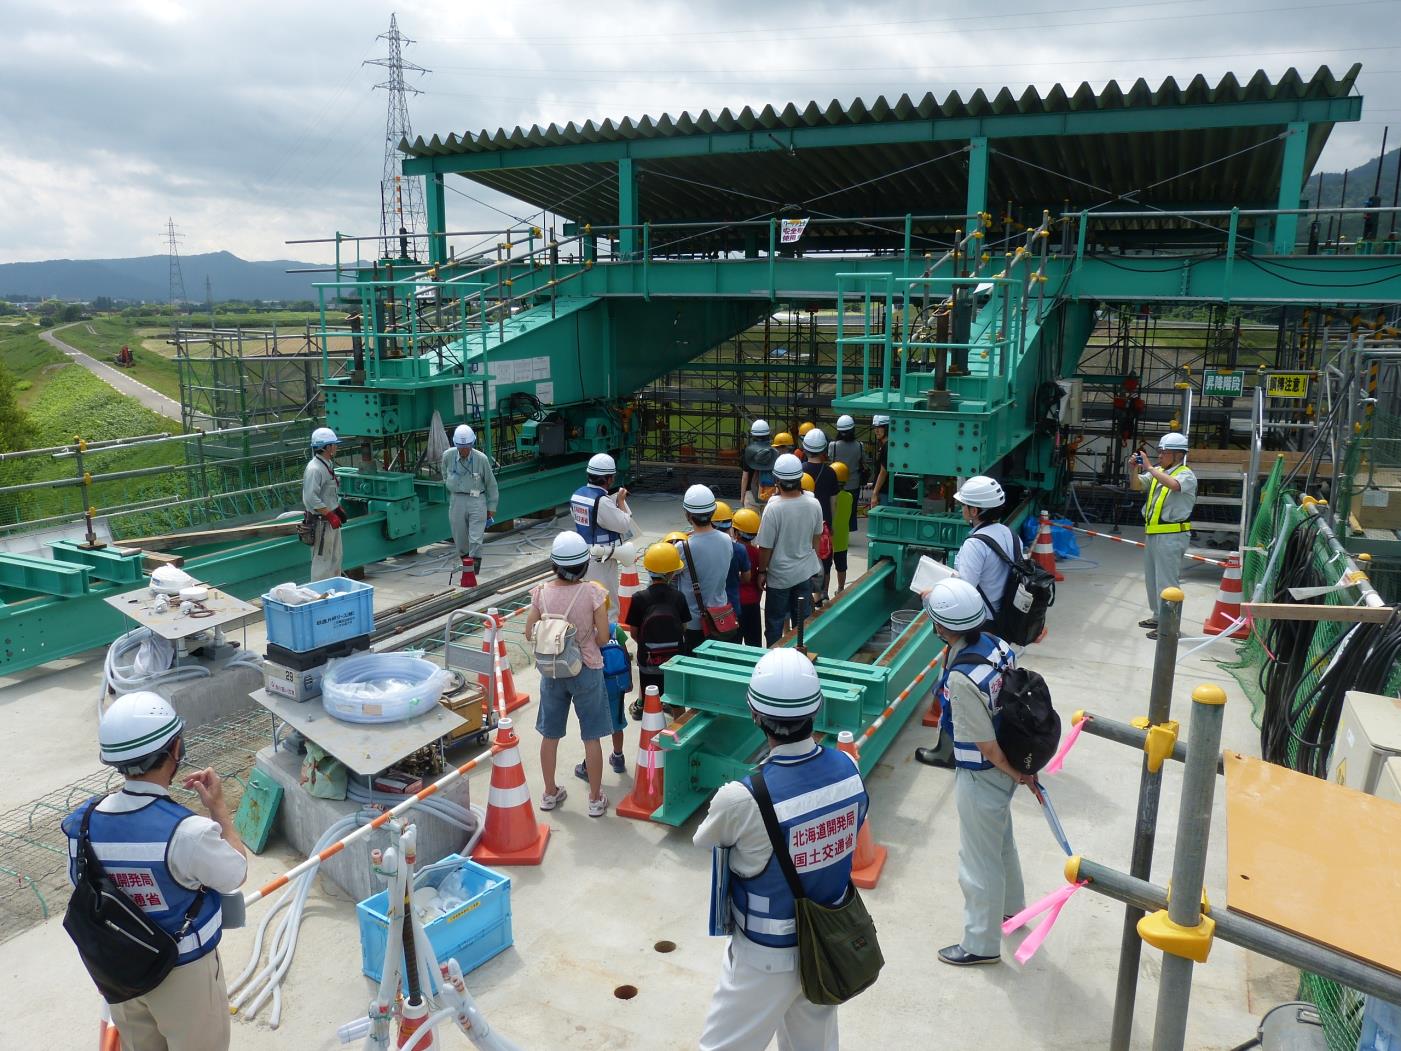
left=0, top=552, right=91, bottom=597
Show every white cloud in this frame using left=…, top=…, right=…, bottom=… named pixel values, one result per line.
left=0, top=0, right=1396, bottom=263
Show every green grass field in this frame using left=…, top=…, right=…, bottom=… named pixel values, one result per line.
left=54, top=317, right=183, bottom=402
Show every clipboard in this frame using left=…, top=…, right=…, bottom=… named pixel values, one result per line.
left=708, top=847, right=734, bottom=936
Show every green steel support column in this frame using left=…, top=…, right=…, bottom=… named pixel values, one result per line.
left=965, top=137, right=989, bottom=238
left=617, top=158, right=639, bottom=260
left=1274, top=121, right=1310, bottom=255
left=424, top=173, right=447, bottom=266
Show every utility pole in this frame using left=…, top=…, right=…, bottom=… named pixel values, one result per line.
left=166, top=218, right=187, bottom=335
left=367, top=13, right=429, bottom=261
left=206, top=274, right=215, bottom=332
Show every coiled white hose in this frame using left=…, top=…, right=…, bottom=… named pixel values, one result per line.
left=321, top=653, right=450, bottom=725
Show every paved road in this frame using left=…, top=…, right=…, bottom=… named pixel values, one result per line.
left=40, top=323, right=182, bottom=421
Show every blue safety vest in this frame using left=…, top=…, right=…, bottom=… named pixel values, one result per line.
left=731, top=744, right=868, bottom=949
left=937, top=635, right=1017, bottom=771
left=571, top=484, right=620, bottom=544
left=63, top=794, right=223, bottom=966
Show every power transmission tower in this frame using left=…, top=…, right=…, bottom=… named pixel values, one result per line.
left=366, top=13, right=429, bottom=260
left=166, top=218, right=187, bottom=331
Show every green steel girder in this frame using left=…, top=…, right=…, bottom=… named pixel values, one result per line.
left=47, top=540, right=146, bottom=585
left=650, top=560, right=943, bottom=826
left=0, top=552, right=91, bottom=597
left=402, top=97, right=1362, bottom=176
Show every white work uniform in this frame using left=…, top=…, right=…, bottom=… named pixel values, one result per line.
left=302, top=453, right=342, bottom=581
left=80, top=782, right=247, bottom=1051
left=583, top=492, right=634, bottom=615
left=953, top=521, right=1018, bottom=618
left=441, top=447, right=498, bottom=564
left=947, top=641, right=1025, bottom=958
left=1139, top=464, right=1198, bottom=616
left=693, top=738, right=840, bottom=1051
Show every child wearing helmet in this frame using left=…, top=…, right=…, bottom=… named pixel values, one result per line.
left=829, top=461, right=853, bottom=595
left=624, top=542, right=693, bottom=719
left=730, top=508, right=764, bottom=646
left=712, top=501, right=752, bottom=629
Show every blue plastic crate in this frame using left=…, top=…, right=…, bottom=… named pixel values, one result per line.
left=262, top=577, right=374, bottom=652
left=357, top=855, right=512, bottom=983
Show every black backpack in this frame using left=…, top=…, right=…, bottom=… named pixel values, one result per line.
left=951, top=652, right=1061, bottom=775
left=637, top=592, right=686, bottom=667
left=969, top=531, right=1055, bottom=646
left=63, top=797, right=207, bottom=1003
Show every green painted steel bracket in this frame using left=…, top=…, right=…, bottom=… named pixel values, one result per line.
left=47, top=540, right=145, bottom=584
left=0, top=552, right=92, bottom=597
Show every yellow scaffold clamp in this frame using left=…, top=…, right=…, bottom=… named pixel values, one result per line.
left=1137, top=910, right=1216, bottom=964
left=1143, top=720, right=1179, bottom=774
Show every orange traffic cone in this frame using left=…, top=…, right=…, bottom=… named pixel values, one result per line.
left=1202, top=555, right=1250, bottom=639
left=922, top=687, right=943, bottom=727
left=99, top=1005, right=120, bottom=1051
left=837, top=731, right=888, bottom=889
left=478, top=609, right=528, bottom=714
left=1033, top=511, right=1065, bottom=582
left=472, top=719, right=550, bottom=866
left=618, top=562, right=641, bottom=623
left=617, top=685, right=667, bottom=820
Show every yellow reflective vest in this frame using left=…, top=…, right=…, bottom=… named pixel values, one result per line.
left=1144, top=464, right=1192, bottom=535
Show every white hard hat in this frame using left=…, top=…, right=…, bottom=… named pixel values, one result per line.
left=1158, top=432, right=1189, bottom=452
left=747, top=648, right=824, bottom=719
left=149, top=564, right=196, bottom=596
left=550, top=531, right=591, bottom=568
left=750, top=419, right=771, bottom=438
left=923, top=579, right=987, bottom=632
left=953, top=476, right=1006, bottom=509
left=773, top=452, right=805, bottom=481
left=836, top=414, right=855, bottom=431
left=311, top=426, right=339, bottom=449
left=683, top=484, right=717, bottom=516
left=802, top=427, right=828, bottom=454
left=588, top=453, right=617, bottom=476
left=872, top=414, right=891, bottom=428
left=452, top=424, right=476, bottom=447
left=99, top=692, right=184, bottom=768
left=617, top=541, right=638, bottom=566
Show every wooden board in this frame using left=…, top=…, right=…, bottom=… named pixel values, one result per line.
left=1224, top=751, right=1401, bottom=975
left=1242, top=602, right=1397, bottom=624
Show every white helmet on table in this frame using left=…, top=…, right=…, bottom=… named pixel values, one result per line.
left=99, top=692, right=184, bottom=771
left=953, top=476, right=1005, bottom=509
left=683, top=484, right=717, bottom=516
left=587, top=453, right=617, bottom=477
left=835, top=414, right=855, bottom=432
left=872, top=414, right=891, bottom=428
left=749, top=419, right=771, bottom=438
left=802, top=428, right=828, bottom=454
left=923, top=578, right=987, bottom=632
left=452, top=424, right=476, bottom=447
left=550, top=531, right=591, bottom=568
left=311, top=427, right=339, bottom=449
left=1158, top=432, right=1189, bottom=452
left=773, top=452, right=805, bottom=481
left=747, top=649, right=824, bottom=719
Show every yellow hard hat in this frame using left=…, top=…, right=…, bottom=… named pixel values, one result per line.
left=643, top=541, right=683, bottom=576
left=664, top=530, right=690, bottom=543
left=831, top=461, right=849, bottom=484
left=798, top=422, right=815, bottom=437
left=800, top=472, right=815, bottom=492
left=772, top=431, right=794, bottom=448
left=732, top=508, right=761, bottom=536
left=712, top=500, right=734, bottom=527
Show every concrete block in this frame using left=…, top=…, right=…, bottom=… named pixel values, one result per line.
left=254, top=745, right=472, bottom=902
left=164, top=663, right=264, bottom=732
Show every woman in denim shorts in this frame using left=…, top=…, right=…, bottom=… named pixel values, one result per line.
left=525, top=532, right=614, bottom=817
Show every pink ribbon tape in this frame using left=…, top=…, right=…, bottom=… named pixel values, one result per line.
left=1001, top=881, right=1087, bottom=964
left=1043, top=718, right=1086, bottom=776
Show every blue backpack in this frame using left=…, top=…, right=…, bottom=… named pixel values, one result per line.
left=601, top=639, right=633, bottom=698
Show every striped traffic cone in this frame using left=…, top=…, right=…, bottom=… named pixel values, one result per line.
left=618, top=563, right=641, bottom=623
left=1202, top=555, right=1250, bottom=639
left=477, top=609, right=529, bottom=714
left=1034, top=511, right=1065, bottom=582
left=617, top=685, right=667, bottom=820
left=98, top=1004, right=120, bottom=1051
left=472, top=719, right=550, bottom=866
left=837, top=731, right=888, bottom=889
left=922, top=687, right=943, bottom=727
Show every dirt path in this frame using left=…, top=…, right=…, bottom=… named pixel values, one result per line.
left=40, top=322, right=182, bottom=421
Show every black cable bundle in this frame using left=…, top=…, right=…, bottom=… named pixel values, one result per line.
left=1258, top=515, right=1401, bottom=775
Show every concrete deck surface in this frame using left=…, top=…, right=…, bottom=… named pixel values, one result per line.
left=0, top=494, right=1285, bottom=1049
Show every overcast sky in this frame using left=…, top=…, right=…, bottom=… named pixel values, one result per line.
left=1, top=0, right=1398, bottom=265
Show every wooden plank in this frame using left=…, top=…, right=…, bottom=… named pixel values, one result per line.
left=122, top=519, right=299, bottom=552
left=1242, top=602, right=1396, bottom=624
left=1225, top=752, right=1401, bottom=975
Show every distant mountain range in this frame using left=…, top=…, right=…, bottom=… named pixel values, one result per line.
left=0, top=251, right=330, bottom=302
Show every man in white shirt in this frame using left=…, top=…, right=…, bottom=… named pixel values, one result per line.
left=63, top=692, right=247, bottom=1050
left=571, top=452, right=634, bottom=615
